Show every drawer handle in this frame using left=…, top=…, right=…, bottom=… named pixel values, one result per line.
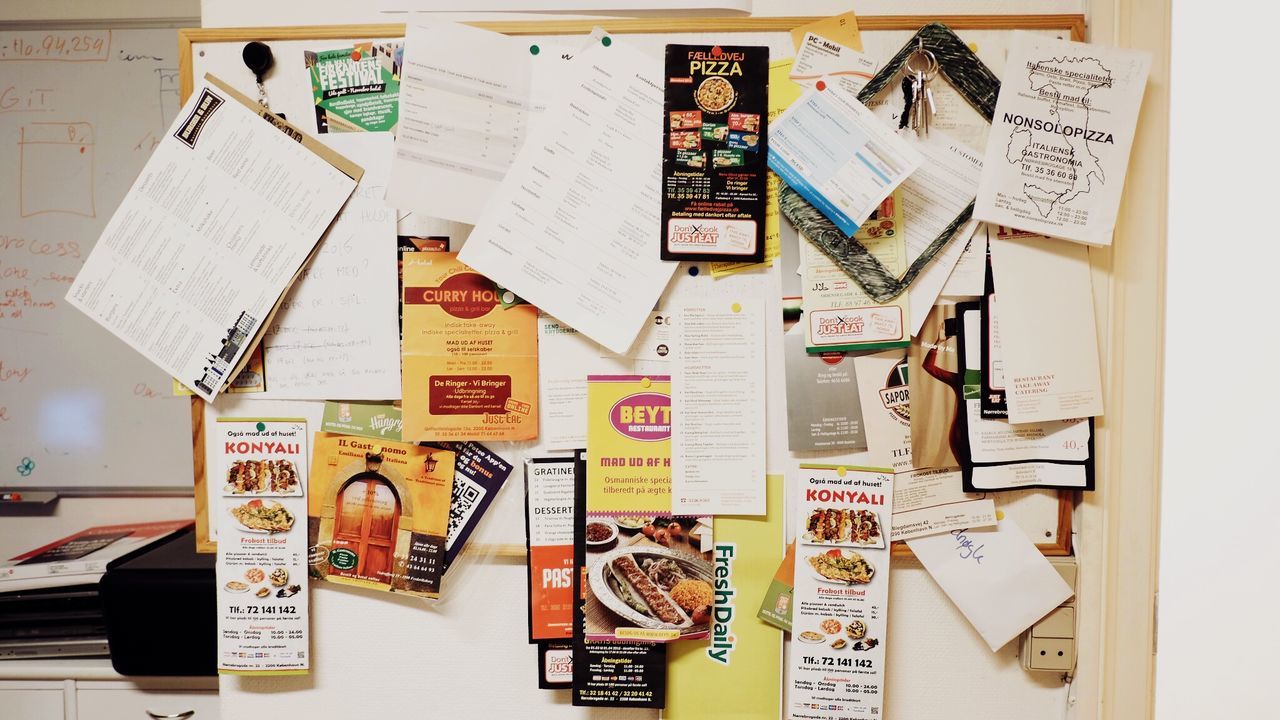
left=145, top=711, right=195, bottom=719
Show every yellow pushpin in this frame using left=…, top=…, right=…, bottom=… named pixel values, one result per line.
left=372, top=445, right=383, bottom=455
left=731, top=302, right=742, bottom=313
left=836, top=466, right=847, bottom=477
left=641, top=377, right=651, bottom=388
left=996, top=509, right=1006, bottom=521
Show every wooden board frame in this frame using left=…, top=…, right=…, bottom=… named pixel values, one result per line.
left=181, top=15, right=1083, bottom=559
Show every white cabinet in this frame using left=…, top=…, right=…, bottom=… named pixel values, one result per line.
left=0, top=688, right=65, bottom=720
left=77, top=689, right=219, bottom=720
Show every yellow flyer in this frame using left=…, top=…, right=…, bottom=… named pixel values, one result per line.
left=401, top=253, right=539, bottom=441
left=306, top=432, right=455, bottom=599
left=586, top=375, right=671, bottom=514
left=666, top=474, right=785, bottom=718
left=711, top=60, right=804, bottom=278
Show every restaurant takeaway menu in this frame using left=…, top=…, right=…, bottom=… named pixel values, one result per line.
left=789, top=464, right=894, bottom=720
left=662, top=45, right=769, bottom=262
left=214, top=419, right=309, bottom=675
left=525, top=457, right=577, bottom=643
left=66, top=74, right=360, bottom=402
left=306, top=433, right=455, bottom=599
left=401, top=253, right=539, bottom=442
left=431, top=440, right=512, bottom=571
left=573, top=450, right=667, bottom=708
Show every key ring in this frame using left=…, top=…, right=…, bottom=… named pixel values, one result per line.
left=903, top=40, right=939, bottom=81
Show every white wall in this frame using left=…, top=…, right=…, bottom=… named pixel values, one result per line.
left=1157, top=2, right=1280, bottom=718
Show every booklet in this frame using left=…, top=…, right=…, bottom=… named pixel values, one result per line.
left=974, top=32, right=1151, bottom=246
left=66, top=74, right=361, bottom=402
left=572, top=450, right=667, bottom=708
left=1, top=520, right=191, bottom=592
left=401, top=252, right=539, bottom=442
left=460, top=37, right=678, bottom=355
left=768, top=81, right=921, bottom=237
left=525, top=457, right=577, bottom=643
left=306, top=41, right=401, bottom=133
left=799, top=190, right=908, bottom=351
left=214, top=419, right=309, bottom=675
left=788, top=464, right=894, bottom=720
left=665, top=474, right=785, bottom=719
left=583, top=375, right=715, bottom=643
left=306, top=433, right=455, bottom=599
left=661, top=44, right=769, bottom=262
left=783, top=326, right=867, bottom=453
left=955, top=302, right=1095, bottom=492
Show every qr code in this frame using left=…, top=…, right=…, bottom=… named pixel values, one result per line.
left=446, top=476, right=486, bottom=545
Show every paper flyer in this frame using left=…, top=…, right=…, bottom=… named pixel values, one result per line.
left=974, top=32, right=1152, bottom=246
left=306, top=41, right=402, bottom=133
left=526, top=457, right=577, bottom=643
left=401, top=252, right=539, bottom=442
left=783, top=327, right=867, bottom=453
left=665, top=474, right=785, bottom=719
left=800, top=191, right=908, bottom=352
left=306, top=433, right=455, bottom=599
left=214, top=419, right=309, bottom=676
left=757, top=541, right=797, bottom=633
left=321, top=400, right=403, bottom=442
left=431, top=440, right=511, bottom=570
left=583, top=375, right=714, bottom=643
left=572, top=450, right=668, bottom=708
left=853, top=351, right=912, bottom=471
left=661, top=44, right=769, bottom=262
left=789, top=464, right=893, bottom=720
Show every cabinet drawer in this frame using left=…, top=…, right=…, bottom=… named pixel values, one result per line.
left=77, top=689, right=219, bottom=720
left=0, top=689, right=64, bottom=719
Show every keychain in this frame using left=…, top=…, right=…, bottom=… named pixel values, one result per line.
left=901, top=39, right=939, bottom=137
left=241, top=41, right=275, bottom=110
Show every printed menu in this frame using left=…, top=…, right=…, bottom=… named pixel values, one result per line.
left=661, top=44, right=769, bottom=262
left=584, top=375, right=714, bottom=643
left=306, top=42, right=402, bottom=133
left=572, top=450, right=667, bottom=708
left=525, top=457, right=577, bottom=643
left=401, top=253, right=539, bottom=441
left=214, top=419, right=309, bottom=675
left=306, top=433, right=455, bottom=599
left=789, top=464, right=893, bottom=720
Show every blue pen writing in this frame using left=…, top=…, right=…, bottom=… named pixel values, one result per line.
left=951, top=528, right=985, bottom=564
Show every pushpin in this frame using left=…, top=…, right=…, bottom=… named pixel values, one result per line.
left=641, top=377, right=652, bottom=388
left=837, top=466, right=847, bottom=477
left=731, top=302, right=742, bottom=313
left=242, top=41, right=275, bottom=109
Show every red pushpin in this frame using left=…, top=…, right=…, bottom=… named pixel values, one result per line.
left=816, top=80, right=827, bottom=91
left=712, top=45, right=723, bottom=57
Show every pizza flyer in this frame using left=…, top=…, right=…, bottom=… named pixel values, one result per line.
left=401, top=253, right=539, bottom=442
left=571, top=450, right=668, bottom=708
left=214, top=419, right=310, bottom=676
left=583, top=375, right=714, bottom=644
left=305, top=41, right=402, bottom=133
left=789, top=464, right=894, bottom=720
left=526, top=457, right=577, bottom=643
left=306, top=432, right=455, bottom=599
left=661, top=44, right=770, bottom=262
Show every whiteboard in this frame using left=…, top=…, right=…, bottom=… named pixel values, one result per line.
left=0, top=28, right=193, bottom=493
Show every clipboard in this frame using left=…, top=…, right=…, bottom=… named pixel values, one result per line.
left=779, top=22, right=1000, bottom=304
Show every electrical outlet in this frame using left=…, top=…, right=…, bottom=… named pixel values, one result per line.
left=1020, top=556, right=1078, bottom=675
left=1028, top=637, right=1075, bottom=672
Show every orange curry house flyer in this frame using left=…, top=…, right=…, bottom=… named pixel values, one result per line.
left=306, top=432, right=455, bottom=599
left=401, top=252, right=539, bottom=441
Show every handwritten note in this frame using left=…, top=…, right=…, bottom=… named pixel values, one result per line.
left=906, top=518, right=1072, bottom=651
left=260, top=133, right=399, bottom=400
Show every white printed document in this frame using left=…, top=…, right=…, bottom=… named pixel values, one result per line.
left=386, top=23, right=585, bottom=225
left=769, top=83, right=921, bottom=237
left=974, top=32, right=1151, bottom=246
left=66, top=74, right=360, bottom=402
left=459, top=38, right=676, bottom=355
left=261, top=134, right=399, bottom=400
left=890, top=468, right=995, bottom=542
left=789, top=32, right=877, bottom=95
left=988, top=227, right=1103, bottom=422
left=907, top=518, right=1073, bottom=651
left=670, top=273, right=767, bottom=515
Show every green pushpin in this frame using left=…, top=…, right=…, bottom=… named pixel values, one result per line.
left=530, top=44, right=540, bottom=55
left=601, top=36, right=612, bottom=47
left=256, top=422, right=266, bottom=432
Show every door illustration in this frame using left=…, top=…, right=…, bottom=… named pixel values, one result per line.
left=332, top=472, right=400, bottom=584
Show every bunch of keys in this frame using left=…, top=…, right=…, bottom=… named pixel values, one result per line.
left=903, top=40, right=939, bottom=137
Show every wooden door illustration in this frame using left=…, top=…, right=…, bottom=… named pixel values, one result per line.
left=332, top=472, right=400, bottom=584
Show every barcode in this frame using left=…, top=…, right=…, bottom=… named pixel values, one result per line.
left=446, top=476, right=485, bottom=544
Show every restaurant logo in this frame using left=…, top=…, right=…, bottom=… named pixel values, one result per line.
left=403, top=272, right=500, bottom=319
left=174, top=88, right=223, bottom=148
left=707, top=543, right=737, bottom=665
left=815, top=315, right=864, bottom=337
left=669, top=223, right=720, bottom=246
left=880, top=361, right=910, bottom=425
left=328, top=547, right=358, bottom=570
left=608, top=392, right=671, bottom=442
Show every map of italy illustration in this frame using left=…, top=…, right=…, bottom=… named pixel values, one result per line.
left=1005, top=55, right=1114, bottom=217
